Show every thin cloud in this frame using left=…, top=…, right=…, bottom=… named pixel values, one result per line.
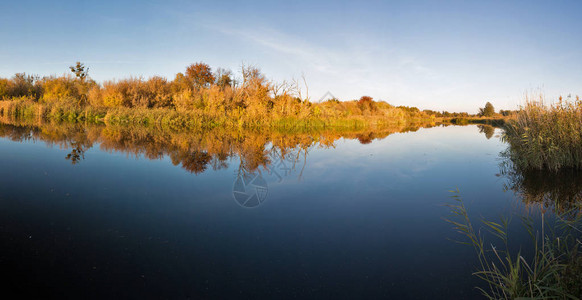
left=40, top=60, right=144, bottom=65
left=209, top=23, right=475, bottom=111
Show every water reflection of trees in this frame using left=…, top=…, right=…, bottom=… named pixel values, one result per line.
left=501, top=161, right=582, bottom=214
left=0, top=118, right=440, bottom=175
left=478, top=125, right=495, bottom=140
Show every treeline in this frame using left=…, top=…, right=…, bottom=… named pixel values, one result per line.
left=0, top=62, right=441, bottom=128
left=421, top=108, right=470, bottom=118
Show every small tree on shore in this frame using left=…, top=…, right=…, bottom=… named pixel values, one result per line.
left=479, top=102, right=495, bottom=117
left=69, top=62, right=91, bottom=105
left=358, top=96, right=376, bottom=112
left=186, top=62, right=215, bottom=88
left=69, top=62, right=89, bottom=82
left=214, top=68, right=233, bottom=89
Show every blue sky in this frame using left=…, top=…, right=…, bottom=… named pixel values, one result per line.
left=1, top=0, right=581, bottom=112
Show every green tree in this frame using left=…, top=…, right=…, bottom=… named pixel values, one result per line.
left=69, top=62, right=91, bottom=105
left=479, top=101, right=495, bottom=117
left=69, top=62, right=89, bottom=82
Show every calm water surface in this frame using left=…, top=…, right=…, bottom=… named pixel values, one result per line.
left=0, top=123, right=524, bottom=299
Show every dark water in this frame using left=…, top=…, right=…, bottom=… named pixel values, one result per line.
left=0, top=122, right=540, bottom=299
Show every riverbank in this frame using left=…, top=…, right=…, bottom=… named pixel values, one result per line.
left=0, top=98, right=447, bottom=131
left=1, top=62, right=489, bottom=131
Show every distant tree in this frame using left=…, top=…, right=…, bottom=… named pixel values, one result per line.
left=186, top=62, right=215, bottom=88
left=0, top=78, right=8, bottom=98
left=358, top=96, right=377, bottom=112
left=214, top=68, right=233, bottom=89
left=479, top=102, right=495, bottom=117
left=359, top=96, right=373, bottom=104
left=396, top=105, right=420, bottom=114
left=240, top=64, right=271, bottom=112
left=10, top=73, right=40, bottom=98
left=69, top=62, right=89, bottom=82
left=241, top=64, right=266, bottom=86
left=69, top=62, right=92, bottom=105
left=172, top=72, right=192, bottom=91
left=499, top=109, right=515, bottom=117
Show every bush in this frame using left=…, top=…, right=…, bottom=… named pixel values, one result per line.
left=39, top=75, right=80, bottom=103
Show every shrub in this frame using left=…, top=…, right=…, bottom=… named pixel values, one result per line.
left=0, top=78, right=9, bottom=99
left=39, top=75, right=80, bottom=103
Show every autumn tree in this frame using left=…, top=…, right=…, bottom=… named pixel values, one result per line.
left=479, top=102, right=495, bottom=117
left=358, top=96, right=376, bottom=112
left=9, top=73, right=39, bottom=98
left=239, top=64, right=271, bottom=113
left=172, top=73, right=192, bottom=91
left=0, top=78, right=9, bottom=98
left=214, top=68, right=233, bottom=89
left=359, top=96, right=373, bottom=104
left=185, top=62, right=215, bottom=88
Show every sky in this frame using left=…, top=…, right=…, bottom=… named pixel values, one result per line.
left=1, top=0, right=581, bottom=113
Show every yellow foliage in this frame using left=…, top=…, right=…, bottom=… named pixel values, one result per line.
left=0, top=78, right=9, bottom=98
left=88, top=85, right=104, bottom=107
left=40, top=75, right=80, bottom=103
left=0, top=62, right=446, bottom=127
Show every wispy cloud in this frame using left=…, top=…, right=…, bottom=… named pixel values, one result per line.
left=40, top=60, right=145, bottom=65
left=205, top=22, right=479, bottom=111
left=212, top=25, right=343, bottom=75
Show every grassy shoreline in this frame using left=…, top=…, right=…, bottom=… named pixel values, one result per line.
left=0, top=97, right=510, bottom=132
left=0, top=98, right=447, bottom=131
left=2, top=62, right=501, bottom=131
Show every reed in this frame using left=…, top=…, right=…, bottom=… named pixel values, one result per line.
left=0, top=97, right=440, bottom=131
left=445, top=190, right=582, bottom=299
left=503, top=94, right=582, bottom=172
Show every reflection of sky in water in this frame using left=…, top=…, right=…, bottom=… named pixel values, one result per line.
left=0, top=125, right=523, bottom=299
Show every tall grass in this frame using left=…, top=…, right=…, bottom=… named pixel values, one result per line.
left=445, top=190, right=582, bottom=299
left=503, top=94, right=582, bottom=172
left=0, top=97, right=439, bottom=130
